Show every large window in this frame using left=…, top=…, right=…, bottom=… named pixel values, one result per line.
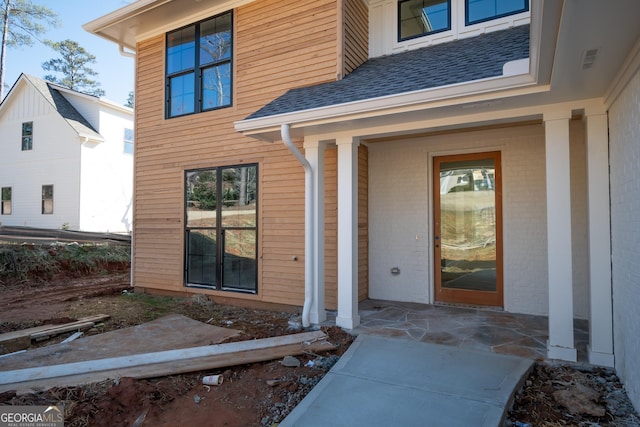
left=166, top=11, right=232, bottom=118
left=42, top=185, right=53, bottom=215
left=1, top=187, right=11, bottom=215
left=398, top=0, right=450, bottom=41
left=185, top=164, right=258, bottom=293
left=466, top=0, right=528, bottom=25
left=22, top=122, right=33, bottom=151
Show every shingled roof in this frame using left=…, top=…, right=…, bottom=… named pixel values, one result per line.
left=246, top=24, right=530, bottom=120
left=22, top=74, right=102, bottom=141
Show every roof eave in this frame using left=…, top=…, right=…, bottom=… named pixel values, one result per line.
left=234, top=73, right=543, bottom=142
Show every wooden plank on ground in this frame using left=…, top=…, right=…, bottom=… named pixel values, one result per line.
left=0, top=330, right=335, bottom=394
left=0, top=315, right=110, bottom=353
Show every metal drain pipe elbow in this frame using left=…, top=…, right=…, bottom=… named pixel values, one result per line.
left=281, top=124, right=313, bottom=328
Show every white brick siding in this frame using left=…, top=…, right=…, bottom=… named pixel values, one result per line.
left=368, top=123, right=589, bottom=317
left=609, top=67, right=640, bottom=411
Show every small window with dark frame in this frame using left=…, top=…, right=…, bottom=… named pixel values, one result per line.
left=1, top=187, right=11, bottom=215
left=42, top=185, right=53, bottom=215
left=166, top=11, right=233, bottom=118
left=466, top=0, right=528, bottom=25
left=398, top=0, right=450, bottom=41
left=22, top=121, right=33, bottom=150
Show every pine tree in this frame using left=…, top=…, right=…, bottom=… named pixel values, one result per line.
left=42, top=39, right=105, bottom=97
left=0, top=0, right=58, bottom=98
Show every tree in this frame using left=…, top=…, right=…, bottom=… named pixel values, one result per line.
left=125, top=90, right=134, bottom=108
left=0, top=0, right=58, bottom=99
left=42, top=39, right=105, bottom=97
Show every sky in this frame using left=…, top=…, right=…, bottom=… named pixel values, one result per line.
left=4, top=0, right=135, bottom=105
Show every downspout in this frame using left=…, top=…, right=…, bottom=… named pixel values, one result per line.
left=281, top=124, right=313, bottom=328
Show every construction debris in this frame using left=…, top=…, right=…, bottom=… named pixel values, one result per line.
left=0, top=314, right=110, bottom=353
left=0, top=330, right=335, bottom=394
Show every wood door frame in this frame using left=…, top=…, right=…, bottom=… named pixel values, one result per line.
left=433, top=151, right=503, bottom=306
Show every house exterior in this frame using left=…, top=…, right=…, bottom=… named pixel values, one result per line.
left=0, top=74, right=134, bottom=233
left=85, top=0, right=640, bottom=409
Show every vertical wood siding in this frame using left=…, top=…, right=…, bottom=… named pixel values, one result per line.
left=133, top=0, right=339, bottom=307
left=343, top=0, right=369, bottom=76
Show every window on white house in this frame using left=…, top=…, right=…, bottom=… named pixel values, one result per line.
left=1, top=187, right=11, bottom=215
left=22, top=122, right=33, bottom=150
left=399, top=0, right=450, bottom=41
left=466, top=0, right=528, bottom=25
left=166, top=11, right=233, bottom=118
left=42, top=185, right=53, bottom=215
left=124, top=128, right=134, bottom=154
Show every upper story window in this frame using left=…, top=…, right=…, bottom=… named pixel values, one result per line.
left=394, top=0, right=529, bottom=43
left=1, top=187, right=11, bottom=215
left=466, top=0, right=528, bottom=25
left=22, top=121, right=33, bottom=151
left=124, top=128, right=134, bottom=154
left=166, top=11, right=233, bottom=118
left=399, top=0, right=450, bottom=41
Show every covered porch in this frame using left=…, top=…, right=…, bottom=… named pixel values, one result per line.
left=349, top=299, right=589, bottom=362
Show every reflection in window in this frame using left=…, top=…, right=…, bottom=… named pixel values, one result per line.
left=42, top=185, right=53, bottom=215
left=466, top=0, right=528, bottom=25
left=1, top=187, right=11, bottom=215
left=22, top=121, right=33, bottom=151
left=398, top=0, right=450, bottom=41
left=166, top=11, right=233, bottom=118
left=185, top=164, right=258, bottom=293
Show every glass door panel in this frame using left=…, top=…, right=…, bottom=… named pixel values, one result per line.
left=185, top=165, right=258, bottom=293
left=434, top=152, right=502, bottom=306
left=186, top=229, right=217, bottom=286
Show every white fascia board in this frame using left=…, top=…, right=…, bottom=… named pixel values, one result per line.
left=78, top=133, right=105, bottom=144
left=234, top=73, right=542, bottom=139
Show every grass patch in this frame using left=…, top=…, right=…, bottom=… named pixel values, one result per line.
left=0, top=242, right=130, bottom=284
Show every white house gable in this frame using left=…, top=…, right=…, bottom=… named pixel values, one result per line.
left=0, top=74, right=133, bottom=233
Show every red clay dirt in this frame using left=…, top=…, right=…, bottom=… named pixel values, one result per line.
left=2, top=271, right=639, bottom=426
left=0, top=271, right=353, bottom=426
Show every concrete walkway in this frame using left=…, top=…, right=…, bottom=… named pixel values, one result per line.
left=281, top=334, right=533, bottom=427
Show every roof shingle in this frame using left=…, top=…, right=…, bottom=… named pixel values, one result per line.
left=246, top=25, right=530, bottom=120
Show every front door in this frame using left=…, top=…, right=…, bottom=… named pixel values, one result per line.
left=433, top=152, right=502, bottom=306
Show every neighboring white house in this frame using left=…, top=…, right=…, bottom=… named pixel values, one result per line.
left=0, top=74, right=134, bottom=233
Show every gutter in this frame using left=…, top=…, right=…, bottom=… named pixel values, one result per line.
left=280, top=124, right=313, bottom=328
left=119, top=44, right=136, bottom=58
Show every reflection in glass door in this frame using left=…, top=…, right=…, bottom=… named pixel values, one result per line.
left=434, top=152, right=502, bottom=306
left=185, top=164, right=258, bottom=293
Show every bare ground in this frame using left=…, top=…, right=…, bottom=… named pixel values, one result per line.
left=1, top=271, right=639, bottom=426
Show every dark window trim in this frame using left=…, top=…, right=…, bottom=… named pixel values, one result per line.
left=184, top=163, right=259, bottom=294
left=397, top=0, right=451, bottom=42
left=1, top=187, right=11, bottom=215
left=165, top=10, right=233, bottom=119
left=42, top=184, right=53, bottom=215
left=465, top=0, right=529, bottom=26
left=21, top=121, right=33, bottom=151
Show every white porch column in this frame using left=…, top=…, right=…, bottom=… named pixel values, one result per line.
left=335, top=136, right=360, bottom=329
left=304, top=138, right=327, bottom=324
left=584, top=108, right=614, bottom=367
left=544, top=111, right=577, bottom=362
